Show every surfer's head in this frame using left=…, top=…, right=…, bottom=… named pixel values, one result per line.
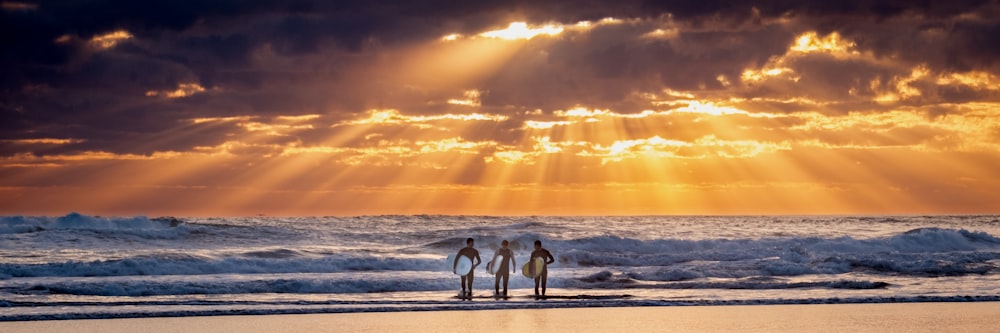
left=501, top=240, right=509, bottom=247
left=466, top=238, right=474, bottom=246
left=534, top=240, right=542, bottom=249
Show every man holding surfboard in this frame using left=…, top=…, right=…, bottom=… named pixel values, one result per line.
left=488, top=240, right=516, bottom=298
left=529, top=240, right=555, bottom=299
left=453, top=238, right=481, bottom=300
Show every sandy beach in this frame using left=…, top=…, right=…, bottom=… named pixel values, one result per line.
left=2, top=302, right=998, bottom=333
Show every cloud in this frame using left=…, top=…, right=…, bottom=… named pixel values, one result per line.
left=2, top=0, right=1000, bottom=214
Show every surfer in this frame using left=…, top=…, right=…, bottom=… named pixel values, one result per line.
left=453, top=238, right=481, bottom=300
left=530, top=240, right=555, bottom=299
left=489, top=240, right=516, bottom=298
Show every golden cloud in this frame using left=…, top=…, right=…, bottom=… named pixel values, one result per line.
left=447, top=89, right=483, bottom=106
left=480, top=22, right=564, bottom=40
left=88, top=30, right=133, bottom=49
left=334, top=109, right=508, bottom=127
left=146, top=83, right=207, bottom=98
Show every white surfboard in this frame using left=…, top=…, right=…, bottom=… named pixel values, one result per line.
left=486, top=259, right=496, bottom=275
left=448, top=255, right=473, bottom=276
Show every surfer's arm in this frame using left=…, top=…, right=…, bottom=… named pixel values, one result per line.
left=473, top=253, right=482, bottom=267
left=546, top=251, right=555, bottom=265
left=511, top=256, right=517, bottom=272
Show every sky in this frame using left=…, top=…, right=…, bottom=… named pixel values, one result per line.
left=2, top=1, right=999, bottom=216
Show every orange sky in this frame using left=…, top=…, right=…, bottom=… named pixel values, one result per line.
left=2, top=3, right=999, bottom=216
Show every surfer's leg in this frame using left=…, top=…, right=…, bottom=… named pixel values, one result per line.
left=494, top=274, right=501, bottom=294
left=540, top=270, right=547, bottom=296
left=467, top=271, right=474, bottom=297
left=501, top=272, right=509, bottom=295
left=533, top=276, right=540, bottom=296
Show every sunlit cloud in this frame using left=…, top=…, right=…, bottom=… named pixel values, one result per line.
left=728, top=96, right=826, bottom=107
left=335, top=109, right=508, bottom=127
left=187, top=114, right=324, bottom=140
left=276, top=114, right=322, bottom=122
left=444, top=18, right=622, bottom=42
left=789, top=105, right=1000, bottom=153
left=874, top=65, right=930, bottom=103
left=642, top=27, right=680, bottom=40
left=282, top=137, right=497, bottom=169
left=555, top=107, right=659, bottom=119
left=790, top=32, right=859, bottom=56
left=937, top=71, right=1000, bottom=90
left=581, top=136, right=690, bottom=163
left=479, top=22, right=564, bottom=40
left=716, top=75, right=732, bottom=87
left=648, top=98, right=783, bottom=118
left=3, top=150, right=193, bottom=166
left=191, top=116, right=252, bottom=124
left=446, top=89, right=482, bottom=106
left=53, top=34, right=72, bottom=44
left=5, top=3, right=1000, bottom=216
left=146, top=83, right=207, bottom=98
left=580, top=135, right=791, bottom=164
left=237, top=114, right=320, bottom=136
left=486, top=137, right=572, bottom=165
left=240, top=122, right=314, bottom=136
left=741, top=31, right=865, bottom=86
left=1, top=1, right=36, bottom=11
left=741, top=67, right=798, bottom=82
left=417, top=137, right=495, bottom=154
left=88, top=30, right=133, bottom=49
left=670, top=101, right=760, bottom=117
left=524, top=120, right=574, bottom=129
left=2, top=138, right=83, bottom=145
left=487, top=149, right=531, bottom=164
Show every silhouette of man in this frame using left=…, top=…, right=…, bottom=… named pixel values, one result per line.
left=453, top=238, right=481, bottom=300
left=530, top=240, right=555, bottom=299
left=490, top=240, right=516, bottom=298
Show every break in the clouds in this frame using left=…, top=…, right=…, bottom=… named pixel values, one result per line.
left=1, top=0, right=999, bottom=215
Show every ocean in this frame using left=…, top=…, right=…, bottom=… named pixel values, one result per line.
left=2, top=213, right=999, bottom=320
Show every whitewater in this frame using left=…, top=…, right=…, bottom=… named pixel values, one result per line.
left=2, top=213, right=999, bottom=321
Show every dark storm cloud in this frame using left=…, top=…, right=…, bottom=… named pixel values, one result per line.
left=1, top=0, right=998, bottom=156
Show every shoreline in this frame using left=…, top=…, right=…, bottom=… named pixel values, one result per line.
left=4, top=295, right=1000, bottom=322
left=2, top=302, right=999, bottom=333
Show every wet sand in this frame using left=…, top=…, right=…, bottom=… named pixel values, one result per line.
left=2, top=302, right=998, bottom=333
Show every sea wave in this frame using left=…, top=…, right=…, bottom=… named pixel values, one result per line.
left=1, top=272, right=890, bottom=297
left=569, top=270, right=890, bottom=290
left=0, top=213, right=188, bottom=239
left=3, top=214, right=1000, bottom=321
left=0, top=253, right=443, bottom=278
left=3, top=221, right=999, bottom=279
left=547, top=228, right=1000, bottom=277
left=6, top=275, right=455, bottom=297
